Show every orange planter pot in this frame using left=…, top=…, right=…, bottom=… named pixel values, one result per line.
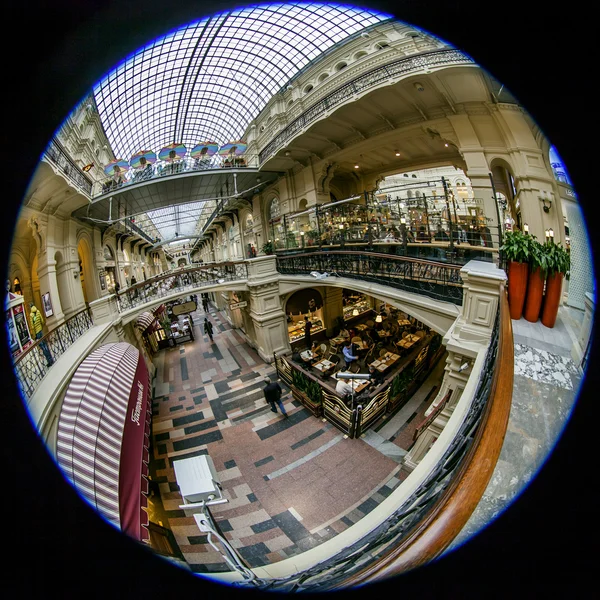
left=541, top=272, right=564, bottom=328
left=507, top=261, right=529, bottom=320
left=523, top=267, right=545, bottom=323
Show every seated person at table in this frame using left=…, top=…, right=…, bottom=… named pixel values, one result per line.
left=342, top=341, right=358, bottom=369
left=368, top=364, right=385, bottom=386
left=335, top=372, right=355, bottom=397
left=292, top=351, right=311, bottom=367
left=338, top=327, right=350, bottom=339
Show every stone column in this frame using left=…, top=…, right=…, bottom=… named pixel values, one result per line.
left=246, top=256, right=290, bottom=362
left=36, top=255, right=64, bottom=327
left=448, top=114, right=499, bottom=246
left=404, top=260, right=506, bottom=471
left=322, top=286, right=343, bottom=336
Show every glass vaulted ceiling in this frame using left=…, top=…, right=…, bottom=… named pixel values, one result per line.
left=93, top=2, right=391, bottom=240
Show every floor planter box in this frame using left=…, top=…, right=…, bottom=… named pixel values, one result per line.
left=523, top=266, right=545, bottom=323
left=507, top=260, right=529, bottom=320
left=291, top=386, right=323, bottom=417
left=541, top=272, right=564, bottom=328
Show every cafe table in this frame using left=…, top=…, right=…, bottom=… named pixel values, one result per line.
left=353, top=339, right=369, bottom=351
left=377, top=330, right=393, bottom=339
left=397, top=334, right=420, bottom=349
left=356, top=323, right=369, bottom=331
left=370, top=352, right=401, bottom=372
left=300, top=349, right=314, bottom=362
left=330, top=374, right=371, bottom=394
left=397, top=319, right=411, bottom=327
left=313, top=358, right=335, bottom=374
left=331, top=336, right=346, bottom=345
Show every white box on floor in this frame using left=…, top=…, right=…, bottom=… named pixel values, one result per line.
left=173, top=455, right=223, bottom=504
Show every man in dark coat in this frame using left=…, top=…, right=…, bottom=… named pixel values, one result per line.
left=263, top=376, right=288, bottom=417
left=203, top=317, right=214, bottom=342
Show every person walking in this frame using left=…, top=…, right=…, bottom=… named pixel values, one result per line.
left=203, top=317, right=214, bottom=342
left=29, top=303, right=54, bottom=366
left=263, top=376, right=288, bottom=417
left=202, top=296, right=209, bottom=312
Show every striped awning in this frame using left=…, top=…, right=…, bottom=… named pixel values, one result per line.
left=56, top=342, right=151, bottom=542
left=135, top=311, right=156, bottom=333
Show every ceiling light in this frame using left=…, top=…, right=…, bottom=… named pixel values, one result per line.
left=395, top=151, right=401, bottom=156
left=414, top=82, right=425, bottom=92
left=444, top=143, right=449, bottom=147
left=354, top=164, right=359, bottom=169
left=285, top=151, right=291, bottom=156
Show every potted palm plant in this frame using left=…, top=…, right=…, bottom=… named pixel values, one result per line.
left=540, top=241, right=570, bottom=328
left=500, top=229, right=534, bottom=320
left=523, top=237, right=547, bottom=323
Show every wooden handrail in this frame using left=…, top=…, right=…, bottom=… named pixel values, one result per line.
left=341, top=283, right=513, bottom=586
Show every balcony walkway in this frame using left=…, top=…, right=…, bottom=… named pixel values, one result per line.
left=444, top=304, right=585, bottom=555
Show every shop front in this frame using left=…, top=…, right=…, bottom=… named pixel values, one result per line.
left=285, top=288, right=325, bottom=346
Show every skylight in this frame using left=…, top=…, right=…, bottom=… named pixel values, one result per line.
left=93, top=3, right=391, bottom=162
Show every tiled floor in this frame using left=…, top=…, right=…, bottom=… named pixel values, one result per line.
left=146, top=302, right=445, bottom=573
left=445, top=304, right=586, bottom=553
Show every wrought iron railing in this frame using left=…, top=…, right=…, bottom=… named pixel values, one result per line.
left=13, top=307, right=94, bottom=401
left=116, top=261, right=249, bottom=312
left=259, top=49, right=475, bottom=162
left=276, top=251, right=464, bottom=304
left=237, top=307, right=500, bottom=592
left=93, top=154, right=259, bottom=198
left=43, top=139, right=93, bottom=195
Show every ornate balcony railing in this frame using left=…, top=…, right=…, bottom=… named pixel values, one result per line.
left=237, top=297, right=502, bottom=592
left=93, top=154, right=259, bottom=198
left=13, top=307, right=94, bottom=401
left=43, top=139, right=93, bottom=195
left=116, top=261, right=249, bottom=312
left=276, top=251, right=464, bottom=304
left=259, top=49, right=475, bottom=163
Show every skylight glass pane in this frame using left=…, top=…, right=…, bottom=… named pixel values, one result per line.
left=93, top=2, right=391, bottom=160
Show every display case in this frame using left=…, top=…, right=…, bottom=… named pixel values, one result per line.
left=288, top=317, right=324, bottom=343
left=343, top=299, right=371, bottom=321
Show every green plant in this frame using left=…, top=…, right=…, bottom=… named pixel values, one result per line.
left=286, top=231, right=298, bottom=248
left=305, top=380, right=323, bottom=405
left=527, top=236, right=548, bottom=274
left=543, top=241, right=571, bottom=279
left=292, top=369, right=309, bottom=392
left=391, top=366, right=413, bottom=399
left=499, top=229, right=535, bottom=263
left=261, top=241, right=274, bottom=255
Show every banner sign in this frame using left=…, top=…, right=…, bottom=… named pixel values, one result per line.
left=229, top=301, right=247, bottom=310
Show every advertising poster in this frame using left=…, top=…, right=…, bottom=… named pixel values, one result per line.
left=6, top=311, right=19, bottom=355
left=13, top=305, right=31, bottom=348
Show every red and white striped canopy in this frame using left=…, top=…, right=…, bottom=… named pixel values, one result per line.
left=56, top=342, right=151, bottom=542
left=135, top=311, right=156, bottom=333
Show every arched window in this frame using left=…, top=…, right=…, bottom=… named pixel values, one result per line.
left=229, top=225, right=235, bottom=240
left=245, top=213, right=254, bottom=230
left=269, top=198, right=280, bottom=220
left=103, top=245, right=114, bottom=260
left=303, top=84, right=314, bottom=95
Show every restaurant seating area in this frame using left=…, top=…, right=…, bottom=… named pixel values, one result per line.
left=280, top=299, right=444, bottom=437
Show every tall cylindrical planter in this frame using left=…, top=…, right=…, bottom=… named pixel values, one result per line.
left=523, top=267, right=545, bottom=323
left=541, top=272, right=564, bottom=328
left=507, top=260, right=529, bottom=320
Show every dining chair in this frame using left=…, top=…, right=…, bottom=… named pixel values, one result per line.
left=379, top=348, right=388, bottom=358
left=402, top=331, right=409, bottom=339
left=351, top=336, right=362, bottom=344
